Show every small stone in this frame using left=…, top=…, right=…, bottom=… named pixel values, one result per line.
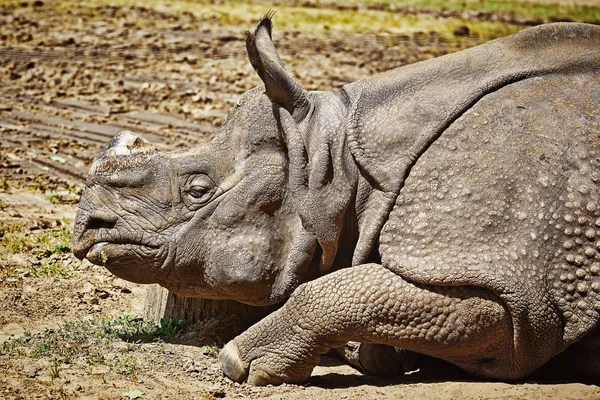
left=81, top=282, right=94, bottom=292
left=22, top=364, right=39, bottom=378
left=185, top=361, right=200, bottom=373
left=208, top=388, right=226, bottom=398
left=453, top=25, right=470, bottom=36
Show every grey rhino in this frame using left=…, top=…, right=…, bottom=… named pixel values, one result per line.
left=72, top=16, right=600, bottom=385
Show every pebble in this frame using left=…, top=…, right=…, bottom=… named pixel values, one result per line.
left=95, top=289, right=110, bottom=299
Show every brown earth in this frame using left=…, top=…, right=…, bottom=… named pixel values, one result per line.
left=1, top=1, right=599, bottom=399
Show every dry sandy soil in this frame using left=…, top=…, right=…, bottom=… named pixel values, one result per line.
left=1, top=1, right=599, bottom=399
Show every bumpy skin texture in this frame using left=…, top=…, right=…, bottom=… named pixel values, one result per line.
left=220, top=264, right=512, bottom=385
left=72, top=18, right=600, bottom=385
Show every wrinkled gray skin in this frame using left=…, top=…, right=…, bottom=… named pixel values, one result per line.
left=73, top=17, right=600, bottom=385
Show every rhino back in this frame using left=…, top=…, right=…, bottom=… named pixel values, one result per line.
left=379, top=71, right=600, bottom=353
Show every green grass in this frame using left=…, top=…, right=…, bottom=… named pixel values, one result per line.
left=29, top=263, right=71, bottom=278
left=1, top=0, right=517, bottom=38
left=0, top=315, right=216, bottom=386
left=0, top=316, right=195, bottom=386
left=0, top=315, right=200, bottom=367
left=49, top=359, right=61, bottom=381
left=0, top=218, right=72, bottom=254
left=114, top=355, right=138, bottom=381
left=2, top=0, right=598, bottom=41
left=346, top=0, right=600, bottom=22
left=468, top=0, right=598, bottom=21
left=0, top=218, right=75, bottom=279
left=94, top=315, right=185, bottom=342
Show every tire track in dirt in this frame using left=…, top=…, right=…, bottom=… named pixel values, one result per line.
left=1, top=99, right=204, bottom=186
left=0, top=1, right=492, bottom=197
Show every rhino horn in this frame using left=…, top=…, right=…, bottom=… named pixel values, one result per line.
left=89, top=131, right=160, bottom=177
left=98, top=130, right=158, bottom=158
left=246, top=12, right=309, bottom=121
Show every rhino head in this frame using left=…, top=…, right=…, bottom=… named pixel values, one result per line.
left=72, top=16, right=376, bottom=305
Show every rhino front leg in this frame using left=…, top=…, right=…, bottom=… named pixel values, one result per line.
left=219, top=263, right=515, bottom=385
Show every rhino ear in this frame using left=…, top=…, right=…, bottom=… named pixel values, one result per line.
left=246, top=13, right=309, bottom=121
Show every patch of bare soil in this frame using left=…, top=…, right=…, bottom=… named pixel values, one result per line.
left=0, top=1, right=599, bottom=399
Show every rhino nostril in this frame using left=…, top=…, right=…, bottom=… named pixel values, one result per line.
left=86, top=217, right=117, bottom=230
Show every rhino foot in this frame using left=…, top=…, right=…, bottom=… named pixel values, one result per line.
left=218, top=283, right=332, bottom=385
left=219, top=337, right=315, bottom=385
left=219, top=341, right=249, bottom=383
left=219, top=341, right=291, bottom=386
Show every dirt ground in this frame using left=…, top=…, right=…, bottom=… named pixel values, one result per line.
left=1, top=1, right=600, bottom=399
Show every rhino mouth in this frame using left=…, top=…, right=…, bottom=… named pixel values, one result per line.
left=80, top=241, right=165, bottom=284
left=80, top=241, right=160, bottom=266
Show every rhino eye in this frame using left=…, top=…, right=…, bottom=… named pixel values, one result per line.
left=188, top=187, right=210, bottom=199
left=184, top=175, right=215, bottom=205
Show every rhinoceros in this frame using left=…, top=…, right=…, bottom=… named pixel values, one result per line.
left=72, top=16, right=600, bottom=385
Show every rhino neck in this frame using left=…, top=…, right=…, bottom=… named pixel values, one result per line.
left=278, top=89, right=373, bottom=278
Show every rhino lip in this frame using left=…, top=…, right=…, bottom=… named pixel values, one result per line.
left=85, top=242, right=111, bottom=264
left=82, top=241, right=159, bottom=266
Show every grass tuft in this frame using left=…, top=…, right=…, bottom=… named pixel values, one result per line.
left=0, top=316, right=195, bottom=361
left=0, top=315, right=205, bottom=382
left=0, top=218, right=77, bottom=279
